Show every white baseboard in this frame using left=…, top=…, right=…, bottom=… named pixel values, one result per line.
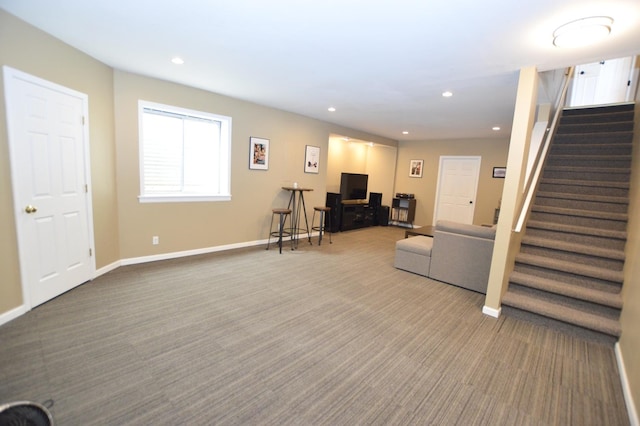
left=0, top=304, right=28, bottom=327
left=616, top=342, right=639, bottom=426
left=482, top=305, right=501, bottom=318
left=95, top=259, right=121, bottom=278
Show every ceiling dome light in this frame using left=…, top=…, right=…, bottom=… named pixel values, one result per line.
left=402, top=131, right=409, bottom=135
left=171, top=57, right=185, bottom=65
left=328, top=107, right=336, bottom=112
left=553, top=16, right=613, bottom=48
left=442, top=91, right=453, bottom=98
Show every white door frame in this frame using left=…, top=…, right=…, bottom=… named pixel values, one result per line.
left=3, top=66, right=96, bottom=310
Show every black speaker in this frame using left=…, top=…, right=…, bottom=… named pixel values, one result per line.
left=325, top=192, right=342, bottom=233
left=378, top=205, right=390, bottom=226
left=369, top=192, right=382, bottom=225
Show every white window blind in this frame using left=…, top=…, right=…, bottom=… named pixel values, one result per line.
left=139, top=101, right=231, bottom=202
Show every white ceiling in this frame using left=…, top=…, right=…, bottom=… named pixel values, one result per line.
left=2, top=0, right=639, bottom=141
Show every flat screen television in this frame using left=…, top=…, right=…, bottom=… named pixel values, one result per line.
left=340, top=173, right=368, bottom=201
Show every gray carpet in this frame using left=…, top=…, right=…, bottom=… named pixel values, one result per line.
left=0, top=226, right=630, bottom=425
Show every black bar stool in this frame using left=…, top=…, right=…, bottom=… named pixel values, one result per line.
left=311, top=206, right=332, bottom=245
left=266, top=208, right=293, bottom=253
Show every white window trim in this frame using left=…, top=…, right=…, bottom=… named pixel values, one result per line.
left=138, top=100, right=232, bottom=203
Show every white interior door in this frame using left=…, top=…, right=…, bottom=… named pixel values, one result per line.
left=4, top=66, right=94, bottom=308
left=569, top=57, right=634, bottom=107
left=433, top=156, right=481, bottom=225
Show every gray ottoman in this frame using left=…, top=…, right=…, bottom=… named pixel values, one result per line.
left=394, top=236, right=433, bottom=277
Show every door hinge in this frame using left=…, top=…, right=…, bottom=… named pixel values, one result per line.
left=85, top=184, right=88, bottom=193
left=89, top=248, right=93, bottom=256
left=82, top=116, right=86, bottom=125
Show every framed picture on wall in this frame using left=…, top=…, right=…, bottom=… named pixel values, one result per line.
left=305, top=145, right=320, bottom=174
left=249, top=137, right=269, bottom=170
left=409, top=159, right=423, bottom=178
left=493, top=167, right=506, bottom=178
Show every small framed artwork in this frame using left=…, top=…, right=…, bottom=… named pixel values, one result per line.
left=493, top=167, right=506, bottom=178
left=249, top=137, right=269, bottom=170
left=409, top=159, right=423, bottom=178
left=305, top=145, right=320, bottom=174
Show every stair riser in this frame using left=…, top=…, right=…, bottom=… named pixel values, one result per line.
left=528, top=211, right=627, bottom=231
left=524, top=228, right=626, bottom=251
left=533, top=197, right=628, bottom=214
left=553, top=133, right=633, bottom=145
left=501, top=306, right=619, bottom=342
left=550, top=145, right=632, bottom=156
left=537, top=182, right=629, bottom=198
left=563, top=104, right=634, bottom=116
left=542, top=169, right=630, bottom=182
left=545, top=157, right=631, bottom=169
left=510, top=271, right=622, bottom=308
left=507, top=284, right=621, bottom=321
left=556, top=122, right=634, bottom=134
left=560, top=111, right=634, bottom=125
left=513, top=263, right=623, bottom=292
left=519, top=244, right=624, bottom=271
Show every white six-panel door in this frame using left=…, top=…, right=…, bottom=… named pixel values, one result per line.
left=433, top=156, right=481, bottom=225
left=4, top=66, right=94, bottom=308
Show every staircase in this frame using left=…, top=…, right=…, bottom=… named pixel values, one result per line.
left=502, top=103, right=634, bottom=338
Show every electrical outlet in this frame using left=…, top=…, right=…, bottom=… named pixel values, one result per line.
left=152, top=236, right=159, bottom=245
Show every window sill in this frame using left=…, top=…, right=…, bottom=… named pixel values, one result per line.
left=138, top=194, right=231, bottom=203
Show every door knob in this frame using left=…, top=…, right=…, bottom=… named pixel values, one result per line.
left=24, top=205, right=37, bottom=214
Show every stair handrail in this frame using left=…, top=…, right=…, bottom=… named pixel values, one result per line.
left=514, top=66, right=575, bottom=233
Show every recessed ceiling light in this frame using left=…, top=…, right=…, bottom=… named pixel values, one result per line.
left=402, top=131, right=409, bottom=135
left=328, top=107, right=336, bottom=112
left=442, top=91, right=453, bottom=98
left=492, top=126, right=501, bottom=131
left=171, top=57, right=184, bottom=65
left=553, top=16, right=613, bottom=48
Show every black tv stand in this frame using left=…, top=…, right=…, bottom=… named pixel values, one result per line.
left=340, top=200, right=376, bottom=231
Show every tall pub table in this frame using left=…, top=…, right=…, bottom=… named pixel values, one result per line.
left=281, top=186, right=313, bottom=249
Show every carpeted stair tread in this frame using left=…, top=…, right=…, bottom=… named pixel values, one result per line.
left=539, top=178, right=629, bottom=190
left=535, top=191, right=628, bottom=205
left=530, top=205, right=628, bottom=222
left=527, top=220, right=628, bottom=240
left=552, top=131, right=633, bottom=145
left=543, top=165, right=631, bottom=174
left=555, top=121, right=634, bottom=134
left=501, top=290, right=621, bottom=337
left=514, top=252, right=624, bottom=283
left=562, top=103, right=634, bottom=116
left=521, top=235, right=625, bottom=260
left=509, top=271, right=622, bottom=308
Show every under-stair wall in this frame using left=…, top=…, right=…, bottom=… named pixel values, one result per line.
left=501, top=103, right=634, bottom=338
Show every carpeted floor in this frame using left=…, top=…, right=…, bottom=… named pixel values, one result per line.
left=0, top=226, right=630, bottom=425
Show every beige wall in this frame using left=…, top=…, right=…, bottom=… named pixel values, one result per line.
left=327, top=136, right=398, bottom=207
left=619, top=99, right=640, bottom=420
left=0, top=10, right=119, bottom=313
left=394, top=138, right=509, bottom=227
left=114, top=71, right=393, bottom=258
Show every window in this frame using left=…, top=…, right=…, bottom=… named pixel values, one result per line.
left=138, top=101, right=231, bottom=202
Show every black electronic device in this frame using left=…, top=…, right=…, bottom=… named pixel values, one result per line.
left=340, top=173, right=368, bottom=201
left=395, top=193, right=415, bottom=199
left=378, top=205, right=390, bottom=226
left=325, top=192, right=342, bottom=233
left=369, top=192, right=382, bottom=225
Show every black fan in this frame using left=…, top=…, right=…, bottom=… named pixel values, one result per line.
left=0, top=401, right=53, bottom=426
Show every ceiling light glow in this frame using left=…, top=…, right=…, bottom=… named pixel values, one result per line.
left=442, top=91, right=453, bottom=98
left=328, top=107, right=336, bottom=112
left=402, top=131, right=409, bottom=135
left=171, top=57, right=185, bottom=65
left=553, top=16, right=613, bottom=48
left=492, top=126, right=501, bottom=131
